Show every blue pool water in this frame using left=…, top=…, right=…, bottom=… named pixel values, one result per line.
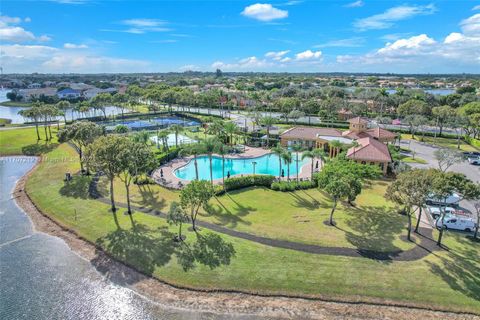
left=103, top=116, right=200, bottom=131
left=175, top=153, right=310, bottom=180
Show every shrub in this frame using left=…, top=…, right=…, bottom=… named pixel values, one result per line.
left=157, top=147, right=180, bottom=165
left=133, top=175, right=155, bottom=185
left=224, top=175, right=275, bottom=191
left=271, top=180, right=316, bottom=192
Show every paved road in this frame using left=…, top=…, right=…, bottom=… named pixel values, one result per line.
left=400, top=139, right=480, bottom=213
left=168, top=105, right=460, bottom=135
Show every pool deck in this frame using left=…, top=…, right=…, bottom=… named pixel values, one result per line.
left=152, top=146, right=322, bottom=189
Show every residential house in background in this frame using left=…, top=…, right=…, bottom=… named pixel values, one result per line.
left=16, top=88, right=57, bottom=102
left=57, top=88, right=82, bottom=99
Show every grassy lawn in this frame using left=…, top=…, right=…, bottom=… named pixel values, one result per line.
left=4, top=127, right=479, bottom=313
left=108, top=178, right=413, bottom=252
left=0, top=126, right=60, bottom=156
left=399, top=154, right=428, bottom=164
left=401, top=134, right=479, bottom=152
left=23, top=143, right=480, bottom=313
left=0, top=101, right=32, bottom=107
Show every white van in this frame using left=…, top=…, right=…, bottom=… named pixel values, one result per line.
left=436, top=214, right=476, bottom=232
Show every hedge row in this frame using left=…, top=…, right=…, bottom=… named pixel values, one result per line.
left=271, top=180, right=316, bottom=191
left=224, top=175, right=276, bottom=191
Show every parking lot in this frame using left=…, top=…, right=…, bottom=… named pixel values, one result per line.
left=400, top=139, right=480, bottom=214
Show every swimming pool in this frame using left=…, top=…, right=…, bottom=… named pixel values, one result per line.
left=174, top=153, right=310, bottom=181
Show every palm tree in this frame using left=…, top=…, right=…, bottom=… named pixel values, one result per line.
left=261, top=116, right=276, bottom=147
left=215, top=142, right=231, bottom=189
left=291, top=144, right=303, bottom=182
left=170, top=124, right=184, bottom=148
left=223, top=121, right=238, bottom=146
left=202, top=137, right=219, bottom=184
left=302, top=148, right=327, bottom=180
left=271, top=144, right=285, bottom=179
left=282, top=151, right=292, bottom=180
left=132, top=130, right=151, bottom=146
left=377, top=88, right=389, bottom=116
left=56, top=100, right=70, bottom=124
left=329, top=140, right=343, bottom=158
left=19, top=107, right=42, bottom=141
left=156, top=130, right=170, bottom=151
left=180, top=144, right=204, bottom=180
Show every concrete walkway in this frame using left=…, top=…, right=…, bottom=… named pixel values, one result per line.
left=97, top=197, right=439, bottom=261
left=89, top=172, right=438, bottom=262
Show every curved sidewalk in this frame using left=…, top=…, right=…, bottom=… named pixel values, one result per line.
left=95, top=196, right=439, bottom=262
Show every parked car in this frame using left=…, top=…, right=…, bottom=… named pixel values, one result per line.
left=468, top=157, right=480, bottom=165
left=426, top=193, right=461, bottom=206
left=436, top=214, right=476, bottom=232
left=463, top=151, right=480, bottom=157
left=428, top=206, right=456, bottom=219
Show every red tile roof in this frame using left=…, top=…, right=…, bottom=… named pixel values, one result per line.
left=348, top=116, right=368, bottom=124
left=342, top=127, right=396, bottom=141
left=365, top=127, right=397, bottom=140
left=280, top=127, right=343, bottom=140
left=346, top=137, right=392, bottom=162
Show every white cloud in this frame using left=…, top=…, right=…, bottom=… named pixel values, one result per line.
left=213, top=56, right=271, bottom=70
left=0, top=44, right=150, bottom=73
left=64, top=43, right=88, bottom=49
left=354, top=4, right=436, bottom=31
left=337, top=13, right=480, bottom=73
left=378, top=34, right=436, bottom=54
left=314, top=37, right=364, bottom=48
left=460, top=13, right=480, bottom=35
left=0, top=26, right=36, bottom=42
left=0, top=15, right=51, bottom=43
left=179, top=64, right=200, bottom=71
left=241, top=3, right=288, bottom=21
left=211, top=48, right=325, bottom=71
left=265, top=50, right=290, bottom=60
left=473, top=5, right=480, bottom=11
left=102, top=18, right=171, bottom=34
left=122, top=18, right=167, bottom=28
left=295, top=50, right=322, bottom=60
left=344, top=1, right=364, bottom=8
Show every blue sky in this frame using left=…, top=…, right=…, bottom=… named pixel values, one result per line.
left=1, top=0, right=479, bottom=73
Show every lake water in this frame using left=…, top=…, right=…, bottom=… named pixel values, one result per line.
left=175, top=153, right=309, bottom=181
left=385, top=88, right=455, bottom=95
left=0, top=88, right=126, bottom=124
left=0, top=105, right=126, bottom=124
left=0, top=157, right=270, bottom=320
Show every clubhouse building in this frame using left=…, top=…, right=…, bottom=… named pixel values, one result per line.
left=280, top=117, right=396, bottom=174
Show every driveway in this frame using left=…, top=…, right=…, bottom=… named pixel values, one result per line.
left=400, top=139, right=480, bottom=213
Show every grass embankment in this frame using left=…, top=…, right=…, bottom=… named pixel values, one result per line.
left=0, top=126, right=59, bottom=156
left=21, top=139, right=480, bottom=313
left=401, top=134, right=479, bottom=152
left=0, top=101, right=32, bottom=107
left=4, top=127, right=479, bottom=313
